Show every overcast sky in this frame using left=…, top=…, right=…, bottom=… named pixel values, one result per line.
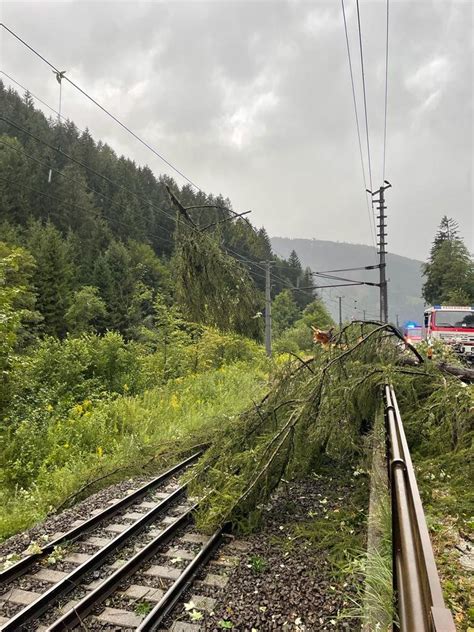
left=1, top=0, right=472, bottom=261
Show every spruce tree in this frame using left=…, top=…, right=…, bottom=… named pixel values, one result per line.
left=26, top=221, right=74, bottom=336
left=93, top=240, right=137, bottom=335
left=422, top=217, right=473, bottom=304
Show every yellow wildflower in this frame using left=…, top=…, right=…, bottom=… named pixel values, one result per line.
left=97, top=446, right=103, bottom=458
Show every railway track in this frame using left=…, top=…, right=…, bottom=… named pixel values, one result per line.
left=0, top=452, right=238, bottom=631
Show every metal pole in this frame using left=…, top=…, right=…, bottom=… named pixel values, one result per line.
left=264, top=261, right=272, bottom=357
left=337, top=296, right=343, bottom=328
left=363, top=309, right=366, bottom=321
left=378, top=186, right=388, bottom=322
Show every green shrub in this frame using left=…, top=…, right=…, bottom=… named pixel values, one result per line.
left=0, top=343, right=267, bottom=540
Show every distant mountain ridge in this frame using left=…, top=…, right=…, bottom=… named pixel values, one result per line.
left=271, top=237, right=426, bottom=325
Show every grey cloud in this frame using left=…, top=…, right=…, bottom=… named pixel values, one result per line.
left=1, top=0, right=472, bottom=258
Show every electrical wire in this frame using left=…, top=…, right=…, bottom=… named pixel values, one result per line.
left=1, top=70, right=82, bottom=130
left=341, top=0, right=377, bottom=252
left=313, top=264, right=379, bottom=273
left=0, top=65, right=253, bottom=229
left=382, top=0, right=389, bottom=183
left=1, top=58, right=338, bottom=305
left=1, top=79, right=251, bottom=241
left=1, top=23, right=202, bottom=191
left=355, top=0, right=374, bottom=198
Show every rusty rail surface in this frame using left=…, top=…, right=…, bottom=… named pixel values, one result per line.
left=384, top=384, right=456, bottom=632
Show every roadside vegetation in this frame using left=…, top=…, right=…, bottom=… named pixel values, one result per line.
left=0, top=328, right=268, bottom=539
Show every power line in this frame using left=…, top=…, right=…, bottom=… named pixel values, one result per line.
left=1, top=23, right=202, bottom=191
left=1, top=70, right=83, bottom=130
left=1, top=23, right=260, bottom=236
left=0, top=65, right=253, bottom=231
left=0, top=68, right=311, bottom=298
left=314, top=264, right=380, bottom=273
left=1, top=80, right=252, bottom=239
left=341, top=0, right=377, bottom=252
left=382, top=0, right=390, bottom=182
left=355, top=1, right=374, bottom=207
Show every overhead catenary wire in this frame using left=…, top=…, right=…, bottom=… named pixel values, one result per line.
left=0, top=70, right=83, bottom=131
left=382, top=0, right=390, bottom=183
left=0, top=23, right=202, bottom=191
left=1, top=24, right=254, bottom=233
left=0, top=61, right=253, bottom=230
left=0, top=78, right=252, bottom=237
left=355, top=0, right=374, bottom=199
left=340, top=0, right=377, bottom=253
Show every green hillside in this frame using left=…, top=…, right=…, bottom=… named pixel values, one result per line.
left=272, top=237, right=426, bottom=325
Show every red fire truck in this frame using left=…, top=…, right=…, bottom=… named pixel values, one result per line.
left=423, top=305, right=474, bottom=363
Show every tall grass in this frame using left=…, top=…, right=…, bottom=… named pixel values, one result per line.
left=0, top=362, right=267, bottom=540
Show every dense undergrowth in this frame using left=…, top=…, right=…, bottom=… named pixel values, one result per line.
left=0, top=327, right=267, bottom=539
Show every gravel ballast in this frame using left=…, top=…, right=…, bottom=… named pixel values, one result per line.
left=192, top=462, right=369, bottom=631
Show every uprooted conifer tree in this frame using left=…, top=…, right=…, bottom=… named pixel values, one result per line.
left=187, top=321, right=473, bottom=532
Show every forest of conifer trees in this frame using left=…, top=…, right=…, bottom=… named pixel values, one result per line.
left=0, top=81, right=319, bottom=342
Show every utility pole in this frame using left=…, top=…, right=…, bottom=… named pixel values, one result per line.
left=263, top=261, right=272, bottom=357
left=368, top=181, right=391, bottom=323
left=396, top=314, right=400, bottom=328
left=363, top=309, right=366, bottom=321
left=337, top=296, right=343, bottom=328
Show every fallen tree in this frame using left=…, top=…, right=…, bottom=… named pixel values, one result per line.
left=189, top=322, right=473, bottom=532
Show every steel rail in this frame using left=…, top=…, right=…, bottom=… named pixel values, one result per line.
left=384, top=385, right=455, bottom=631
left=0, top=452, right=201, bottom=583
left=137, top=526, right=226, bottom=631
left=0, top=486, right=187, bottom=631
left=46, top=507, right=197, bottom=630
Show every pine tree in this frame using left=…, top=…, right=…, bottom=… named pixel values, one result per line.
left=26, top=221, right=74, bottom=336
left=295, top=267, right=316, bottom=309
left=0, top=136, right=32, bottom=225
left=93, top=241, right=137, bottom=335
left=422, top=217, right=473, bottom=304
